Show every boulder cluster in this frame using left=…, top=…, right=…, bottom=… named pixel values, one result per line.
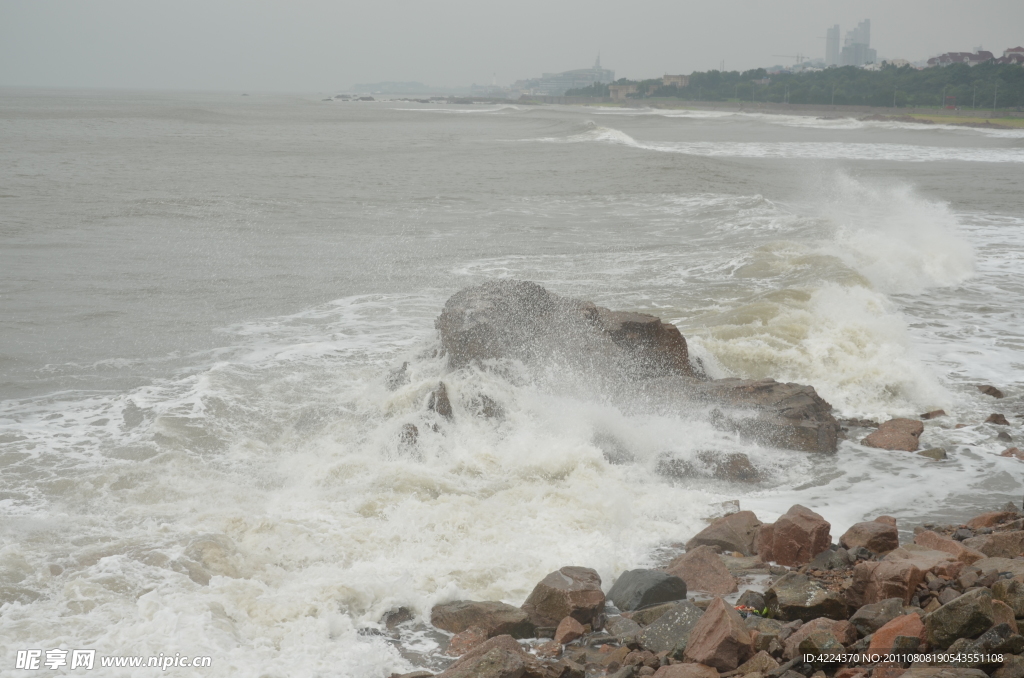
left=389, top=503, right=1024, bottom=678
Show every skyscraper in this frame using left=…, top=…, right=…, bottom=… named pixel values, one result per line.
left=840, top=19, right=877, bottom=67
left=826, top=25, right=840, bottom=67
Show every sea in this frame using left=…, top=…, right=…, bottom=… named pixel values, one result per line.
left=1, top=90, right=1023, bottom=676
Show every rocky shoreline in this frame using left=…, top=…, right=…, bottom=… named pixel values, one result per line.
left=383, top=281, right=1020, bottom=678
left=389, top=503, right=1024, bottom=678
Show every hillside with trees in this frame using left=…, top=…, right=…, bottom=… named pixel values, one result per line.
left=566, top=63, right=1024, bottom=109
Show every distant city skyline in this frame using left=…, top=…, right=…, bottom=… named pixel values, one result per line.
left=1, top=0, right=1022, bottom=91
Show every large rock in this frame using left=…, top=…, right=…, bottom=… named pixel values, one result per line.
left=849, top=598, right=906, bottom=637
left=686, top=511, right=763, bottom=557
left=690, top=378, right=839, bottom=454
left=884, top=545, right=963, bottom=578
left=783, top=618, right=857, bottom=659
left=608, top=569, right=688, bottom=612
left=914, top=531, right=985, bottom=564
left=963, top=531, right=1024, bottom=559
left=637, top=599, right=705, bottom=658
left=521, top=566, right=605, bottom=627
left=840, top=521, right=900, bottom=554
left=924, top=588, right=995, bottom=649
left=764, top=572, right=848, bottom=622
left=665, top=546, right=738, bottom=595
left=436, top=635, right=527, bottom=678
left=683, top=597, right=754, bottom=671
left=967, top=512, right=1018, bottom=529
left=846, top=560, right=924, bottom=607
left=436, top=281, right=839, bottom=454
left=993, top=579, right=1024, bottom=617
left=863, top=418, right=924, bottom=452
left=868, top=614, right=926, bottom=655
left=973, top=557, right=1024, bottom=578
left=436, top=280, right=693, bottom=377
left=431, top=601, right=536, bottom=639
left=758, top=505, right=831, bottom=566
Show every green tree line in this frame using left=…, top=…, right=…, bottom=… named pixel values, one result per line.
left=566, top=63, right=1024, bottom=109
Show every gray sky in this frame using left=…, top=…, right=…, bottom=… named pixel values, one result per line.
left=2, top=0, right=1022, bottom=91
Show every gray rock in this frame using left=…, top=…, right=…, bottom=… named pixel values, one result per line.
left=606, top=615, right=643, bottom=642
left=849, top=598, right=906, bottom=637
left=993, top=655, right=1024, bottom=678
left=924, top=587, right=995, bottom=649
left=427, top=382, right=453, bottom=419
left=918, top=447, right=948, bottom=461
left=994, top=579, right=1024, bottom=617
left=636, top=599, right=705, bottom=658
left=764, top=572, right=848, bottom=622
left=631, top=602, right=679, bottom=626
left=608, top=569, right=688, bottom=612
left=807, top=547, right=851, bottom=571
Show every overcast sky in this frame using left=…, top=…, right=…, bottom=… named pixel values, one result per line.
left=2, top=0, right=1022, bottom=92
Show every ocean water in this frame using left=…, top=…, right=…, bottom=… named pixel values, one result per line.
left=1, top=90, right=1023, bottom=676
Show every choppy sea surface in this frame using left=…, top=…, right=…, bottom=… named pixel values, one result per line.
left=1, top=90, right=1023, bottom=676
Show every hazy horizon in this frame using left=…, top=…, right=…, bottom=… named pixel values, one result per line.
left=2, top=0, right=1023, bottom=93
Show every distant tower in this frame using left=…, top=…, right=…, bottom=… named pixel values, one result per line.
left=594, top=53, right=601, bottom=70
left=826, top=25, right=840, bottom=66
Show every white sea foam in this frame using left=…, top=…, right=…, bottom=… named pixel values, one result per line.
left=537, top=124, right=1024, bottom=163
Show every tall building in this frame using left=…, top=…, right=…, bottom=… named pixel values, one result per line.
left=840, top=19, right=877, bottom=67
left=825, top=25, right=840, bottom=66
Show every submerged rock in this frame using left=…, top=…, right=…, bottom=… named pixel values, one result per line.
left=863, top=418, right=924, bottom=452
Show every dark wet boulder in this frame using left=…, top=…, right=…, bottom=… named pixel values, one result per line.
left=849, top=597, right=906, bottom=637
left=607, top=569, right=687, bottom=611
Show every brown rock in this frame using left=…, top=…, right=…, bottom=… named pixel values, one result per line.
left=963, top=531, right=1024, bottom=559
left=863, top=418, right=924, bottom=452
left=988, top=414, right=1011, bottom=426
left=765, top=572, right=848, bottom=622
left=687, top=512, right=764, bottom=557
left=554, top=616, right=585, bottom=645
left=992, top=599, right=1018, bottom=633
left=835, top=669, right=869, bottom=678
left=913, top=531, right=985, bottom=564
left=846, top=560, right=925, bottom=607
left=683, top=597, right=754, bottom=671
left=868, top=614, right=926, bottom=655
left=1002, top=448, right=1024, bottom=460
left=978, top=385, right=1005, bottom=399
left=665, top=546, right=738, bottom=595
left=841, top=521, right=900, bottom=554
left=872, top=665, right=909, bottom=678
left=431, top=601, right=536, bottom=639
left=447, top=626, right=488, bottom=656
left=967, top=512, right=1017, bottom=529
left=921, top=410, right=946, bottom=420
left=783, top=619, right=856, bottom=660
left=437, top=635, right=527, bottom=678
left=754, top=523, right=775, bottom=563
left=522, top=566, right=605, bottom=627
left=884, top=545, right=964, bottom=578
left=734, top=651, right=779, bottom=675
left=764, top=505, right=831, bottom=566
left=875, top=516, right=898, bottom=527
left=653, top=665, right=720, bottom=678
